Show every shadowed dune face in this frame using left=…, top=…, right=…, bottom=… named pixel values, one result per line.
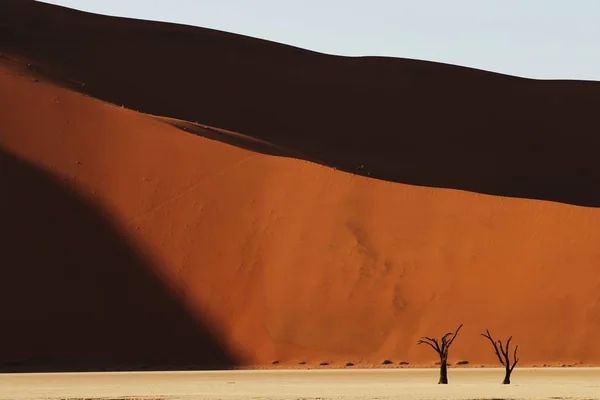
left=2, top=0, right=600, bottom=206
left=0, top=147, right=237, bottom=372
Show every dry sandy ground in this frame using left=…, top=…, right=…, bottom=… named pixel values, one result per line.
left=1, top=369, right=599, bottom=400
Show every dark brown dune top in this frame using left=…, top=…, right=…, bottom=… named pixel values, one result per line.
left=2, top=0, right=600, bottom=206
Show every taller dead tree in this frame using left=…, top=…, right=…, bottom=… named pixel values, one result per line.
left=417, top=324, right=463, bottom=384
left=481, top=329, right=519, bottom=384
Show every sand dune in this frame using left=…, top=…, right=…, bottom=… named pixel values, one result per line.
left=3, top=0, right=600, bottom=206
left=2, top=1, right=600, bottom=372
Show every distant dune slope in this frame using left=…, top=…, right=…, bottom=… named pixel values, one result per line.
left=2, top=51, right=600, bottom=370
left=2, top=0, right=600, bottom=206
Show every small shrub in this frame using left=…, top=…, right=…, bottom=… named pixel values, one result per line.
left=456, top=360, right=469, bottom=366
left=345, top=362, right=355, bottom=367
left=271, top=360, right=279, bottom=365
left=399, top=361, right=409, bottom=365
left=298, top=361, right=307, bottom=365
left=382, top=360, right=393, bottom=365
left=319, top=362, right=329, bottom=366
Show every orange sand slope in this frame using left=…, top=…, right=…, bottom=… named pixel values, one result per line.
left=2, top=2, right=600, bottom=372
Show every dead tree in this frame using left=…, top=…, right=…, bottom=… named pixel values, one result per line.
left=417, top=324, right=463, bottom=384
left=481, top=329, right=519, bottom=384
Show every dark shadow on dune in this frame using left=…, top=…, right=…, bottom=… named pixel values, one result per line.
left=0, top=148, right=238, bottom=372
left=164, top=120, right=294, bottom=159
left=2, top=1, right=600, bottom=207
left=161, top=120, right=340, bottom=169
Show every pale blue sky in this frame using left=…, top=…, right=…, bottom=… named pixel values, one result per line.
left=39, top=0, right=600, bottom=81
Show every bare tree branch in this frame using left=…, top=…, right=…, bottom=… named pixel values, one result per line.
left=417, top=339, right=439, bottom=354
left=481, top=329, right=505, bottom=366
left=498, top=339, right=508, bottom=360
left=420, top=336, right=441, bottom=353
left=510, top=345, right=519, bottom=372
left=440, top=332, right=454, bottom=354
left=445, top=324, right=463, bottom=352
left=504, top=336, right=513, bottom=359
left=441, top=332, right=454, bottom=344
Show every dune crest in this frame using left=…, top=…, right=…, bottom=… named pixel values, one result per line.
left=3, top=0, right=600, bottom=206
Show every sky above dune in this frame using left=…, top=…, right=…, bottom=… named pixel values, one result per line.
left=39, top=0, right=600, bottom=81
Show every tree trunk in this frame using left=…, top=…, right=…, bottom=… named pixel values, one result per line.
left=438, top=360, right=448, bottom=384
left=502, top=366, right=511, bottom=384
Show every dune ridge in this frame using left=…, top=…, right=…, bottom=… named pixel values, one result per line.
left=3, top=0, right=600, bottom=206
left=2, top=2, right=600, bottom=371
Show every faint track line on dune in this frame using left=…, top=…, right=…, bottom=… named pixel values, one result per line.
left=126, top=155, right=257, bottom=226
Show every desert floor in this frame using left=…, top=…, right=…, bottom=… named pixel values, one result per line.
left=1, top=368, right=599, bottom=400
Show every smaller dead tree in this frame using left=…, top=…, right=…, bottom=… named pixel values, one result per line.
left=481, top=329, right=519, bottom=384
left=417, top=324, right=463, bottom=384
